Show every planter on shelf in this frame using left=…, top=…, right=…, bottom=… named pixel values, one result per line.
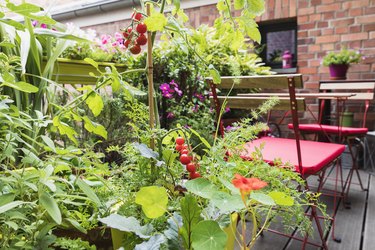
left=328, top=64, right=349, bottom=80
left=42, top=58, right=128, bottom=85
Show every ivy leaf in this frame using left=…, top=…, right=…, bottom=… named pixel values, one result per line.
left=82, top=116, right=107, bottom=139
left=135, top=186, right=168, bottom=219
left=234, top=0, right=245, bottom=10
left=85, top=92, right=103, bottom=117
left=191, top=220, right=227, bottom=250
left=268, top=191, right=294, bottom=206
left=250, top=192, right=276, bottom=206
left=39, top=192, right=62, bottom=224
left=246, top=0, right=265, bottom=16
left=144, top=12, right=168, bottom=32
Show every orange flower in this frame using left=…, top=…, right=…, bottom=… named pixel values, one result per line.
left=232, top=174, right=267, bottom=194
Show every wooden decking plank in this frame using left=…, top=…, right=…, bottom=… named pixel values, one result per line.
left=363, top=174, right=374, bottom=250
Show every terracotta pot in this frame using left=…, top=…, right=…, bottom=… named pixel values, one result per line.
left=328, top=64, right=349, bottom=80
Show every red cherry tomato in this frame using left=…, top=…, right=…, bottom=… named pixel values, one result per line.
left=180, top=149, right=189, bottom=155
left=124, top=39, right=131, bottom=48
left=129, top=45, right=141, bottom=54
left=136, top=34, right=147, bottom=46
left=189, top=172, right=201, bottom=179
left=175, top=137, right=185, bottom=145
left=176, top=144, right=183, bottom=152
left=186, top=163, right=196, bottom=173
left=123, top=27, right=132, bottom=38
left=132, top=11, right=143, bottom=21
left=180, top=154, right=191, bottom=165
left=136, top=23, right=147, bottom=34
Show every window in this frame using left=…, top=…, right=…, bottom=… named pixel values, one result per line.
left=258, top=18, right=297, bottom=69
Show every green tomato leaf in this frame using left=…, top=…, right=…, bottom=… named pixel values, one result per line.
left=185, top=178, right=219, bottom=199
left=85, top=92, right=103, bottom=117
left=268, top=191, right=294, bottom=206
left=135, top=186, right=168, bottom=219
left=39, top=192, right=62, bottom=224
left=144, top=12, right=168, bottom=32
left=82, top=116, right=107, bottom=139
left=53, top=116, right=78, bottom=145
left=250, top=192, right=276, bottom=206
left=191, top=220, right=228, bottom=250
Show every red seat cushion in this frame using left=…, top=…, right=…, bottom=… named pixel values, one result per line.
left=288, top=123, right=368, bottom=136
left=242, top=137, right=345, bottom=176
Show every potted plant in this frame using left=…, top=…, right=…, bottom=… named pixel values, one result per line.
left=322, top=48, right=362, bottom=80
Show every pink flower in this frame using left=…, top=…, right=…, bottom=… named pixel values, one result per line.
left=101, top=34, right=112, bottom=45
left=41, top=23, right=47, bottom=29
left=166, top=112, right=175, bottom=119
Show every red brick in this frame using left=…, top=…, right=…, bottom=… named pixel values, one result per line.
left=364, top=7, right=375, bottom=15
left=303, top=82, right=319, bottom=89
left=309, top=14, right=321, bottom=22
left=298, top=15, right=309, bottom=23
left=370, top=31, right=375, bottom=39
left=323, top=12, right=335, bottom=20
left=349, top=8, right=363, bottom=17
left=312, top=0, right=322, bottom=5
left=309, top=59, right=322, bottom=67
left=322, top=43, right=335, bottom=50
left=299, top=67, right=318, bottom=74
left=322, top=0, right=335, bottom=4
left=298, top=45, right=308, bottom=53
left=330, top=18, right=354, bottom=27
left=349, top=25, right=362, bottom=33
left=348, top=41, right=362, bottom=49
left=290, top=0, right=297, bottom=16
left=316, top=35, right=340, bottom=44
left=298, top=30, right=308, bottom=38
left=322, top=28, right=334, bottom=35
left=269, top=0, right=275, bottom=9
left=342, top=32, right=369, bottom=41
left=298, top=38, right=314, bottom=45
left=309, top=29, right=321, bottom=36
left=335, top=26, right=349, bottom=34
left=316, top=3, right=341, bottom=13
left=363, top=23, right=375, bottom=32
left=298, top=60, right=308, bottom=67
left=299, top=7, right=315, bottom=15
left=309, top=45, right=321, bottom=52
left=299, top=23, right=316, bottom=30
left=343, top=0, right=369, bottom=9
left=357, top=15, right=375, bottom=24
left=350, top=64, right=371, bottom=72
left=317, top=21, right=329, bottom=28
left=299, top=53, right=315, bottom=60
left=275, top=0, right=282, bottom=18
left=299, top=1, right=309, bottom=8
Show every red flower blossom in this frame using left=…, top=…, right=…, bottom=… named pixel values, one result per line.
left=232, top=174, right=267, bottom=194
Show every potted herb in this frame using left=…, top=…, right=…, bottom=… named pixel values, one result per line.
left=322, top=48, right=361, bottom=80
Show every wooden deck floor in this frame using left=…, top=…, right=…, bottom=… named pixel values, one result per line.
left=235, top=168, right=374, bottom=250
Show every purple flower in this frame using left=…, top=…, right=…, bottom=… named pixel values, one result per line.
left=32, top=20, right=38, bottom=27
left=162, top=91, right=173, bottom=99
left=225, top=107, right=230, bottom=113
left=194, top=93, right=205, bottom=102
left=160, top=83, right=170, bottom=92
left=169, top=80, right=178, bottom=87
left=101, top=34, right=112, bottom=45
left=166, top=112, right=175, bottom=119
left=174, top=87, right=182, bottom=96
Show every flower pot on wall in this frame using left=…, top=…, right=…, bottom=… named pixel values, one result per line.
left=42, top=58, right=128, bottom=85
left=328, top=64, right=349, bottom=80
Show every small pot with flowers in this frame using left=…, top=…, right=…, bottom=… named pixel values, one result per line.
left=322, top=47, right=362, bottom=80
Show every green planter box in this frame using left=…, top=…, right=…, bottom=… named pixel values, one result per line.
left=43, top=58, right=127, bottom=85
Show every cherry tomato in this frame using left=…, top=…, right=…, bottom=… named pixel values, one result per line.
left=176, top=144, right=183, bottom=152
left=186, top=163, right=196, bottom=173
left=136, top=23, right=147, bottom=34
left=189, top=172, right=201, bottom=179
left=180, top=149, right=189, bottom=155
left=132, top=11, right=143, bottom=21
left=129, top=45, right=141, bottom=54
left=123, top=27, right=132, bottom=38
left=175, top=137, right=185, bottom=145
left=124, top=39, right=131, bottom=48
left=136, top=34, right=147, bottom=46
left=180, top=154, right=191, bottom=165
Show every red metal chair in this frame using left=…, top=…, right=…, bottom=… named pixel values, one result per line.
left=288, top=80, right=375, bottom=200
left=208, top=74, right=346, bottom=249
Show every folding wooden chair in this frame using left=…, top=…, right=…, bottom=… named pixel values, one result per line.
left=288, top=80, right=375, bottom=200
left=207, top=74, right=346, bottom=249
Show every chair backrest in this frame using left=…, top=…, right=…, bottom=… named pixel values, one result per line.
left=207, top=74, right=306, bottom=172
left=318, top=80, right=375, bottom=128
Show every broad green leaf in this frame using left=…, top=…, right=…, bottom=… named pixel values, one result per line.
left=211, top=192, right=245, bottom=212
left=39, top=192, right=62, bottom=224
left=218, top=177, right=239, bottom=194
left=163, top=213, right=183, bottom=248
left=41, top=135, right=56, bottom=152
left=0, top=193, right=15, bottom=207
left=217, top=0, right=229, bottom=12
left=230, top=30, right=244, bottom=51
left=208, top=65, right=221, bottom=84
left=250, top=192, right=276, bottom=206
left=180, top=194, right=202, bottom=249
left=247, top=26, right=261, bottom=44
left=246, top=0, right=265, bottom=16
left=135, top=186, right=168, bottom=218
left=133, top=143, right=166, bottom=167
left=6, top=2, right=55, bottom=25
left=1, top=81, right=38, bottom=93
left=76, top=177, right=102, bottom=206
left=85, top=92, right=103, bottom=117
left=16, top=30, right=30, bottom=74
left=110, top=66, right=121, bottom=92
left=99, top=214, right=152, bottom=238
left=34, top=28, right=88, bottom=43
left=82, top=116, right=107, bottom=139
left=0, top=19, right=24, bottom=30
left=185, top=178, right=218, bottom=199
left=84, top=58, right=99, bottom=70
left=65, top=218, right=87, bottom=234
left=0, top=201, right=24, bottom=214
left=53, top=117, right=78, bottom=144
left=5, top=221, right=19, bottom=230
left=234, top=0, right=245, bottom=10
left=268, top=191, right=294, bottom=206
left=123, top=81, right=147, bottom=96
left=173, top=0, right=180, bottom=11
left=191, top=220, right=227, bottom=250
left=135, top=234, right=166, bottom=250
left=144, top=12, right=168, bottom=32
left=189, top=128, right=211, bottom=149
